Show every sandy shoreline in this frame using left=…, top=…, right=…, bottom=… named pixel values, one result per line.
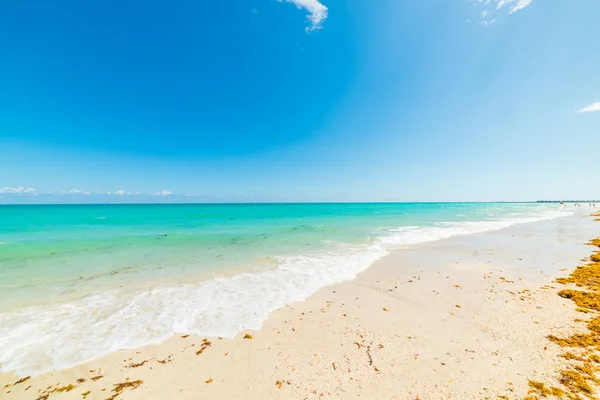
left=2, top=210, right=600, bottom=399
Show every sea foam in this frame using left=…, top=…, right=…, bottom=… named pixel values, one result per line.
left=379, top=213, right=569, bottom=247
left=0, top=210, right=571, bottom=376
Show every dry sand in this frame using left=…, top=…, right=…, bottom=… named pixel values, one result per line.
left=2, top=211, right=600, bottom=400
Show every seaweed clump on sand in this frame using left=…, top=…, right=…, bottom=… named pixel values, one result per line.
left=55, top=384, right=76, bottom=393
left=524, top=380, right=565, bottom=399
left=524, top=231, right=600, bottom=399
left=13, top=376, right=30, bottom=385
left=105, top=380, right=144, bottom=400
left=126, top=360, right=148, bottom=368
left=196, top=338, right=212, bottom=355
left=35, top=382, right=80, bottom=400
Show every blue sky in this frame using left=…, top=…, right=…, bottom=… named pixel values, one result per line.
left=1, top=0, right=598, bottom=203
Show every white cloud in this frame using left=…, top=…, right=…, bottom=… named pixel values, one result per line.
left=494, top=0, right=531, bottom=12
left=108, top=190, right=139, bottom=196
left=507, top=0, right=532, bottom=14
left=61, top=189, right=91, bottom=195
left=0, top=186, right=36, bottom=194
left=578, top=102, right=600, bottom=113
left=471, top=0, right=532, bottom=25
left=0, top=187, right=202, bottom=197
left=478, top=19, right=496, bottom=27
left=281, top=0, right=328, bottom=31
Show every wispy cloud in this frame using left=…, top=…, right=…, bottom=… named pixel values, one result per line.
left=478, top=19, right=496, bottom=27
left=578, top=102, right=600, bottom=113
left=0, top=186, right=36, bottom=194
left=61, top=189, right=91, bottom=195
left=110, top=190, right=140, bottom=196
left=1, top=187, right=194, bottom=198
left=281, top=0, right=328, bottom=31
left=471, top=0, right=532, bottom=26
left=502, top=0, right=533, bottom=14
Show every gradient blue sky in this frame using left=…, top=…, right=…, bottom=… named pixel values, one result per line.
left=1, top=0, right=599, bottom=203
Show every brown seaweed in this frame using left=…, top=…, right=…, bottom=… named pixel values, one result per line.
left=14, top=376, right=30, bottom=385
left=196, top=338, right=212, bottom=355
left=523, top=223, right=600, bottom=399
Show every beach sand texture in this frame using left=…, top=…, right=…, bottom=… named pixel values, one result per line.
left=2, top=211, right=600, bottom=400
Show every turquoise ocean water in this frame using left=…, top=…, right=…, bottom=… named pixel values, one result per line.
left=0, top=202, right=569, bottom=375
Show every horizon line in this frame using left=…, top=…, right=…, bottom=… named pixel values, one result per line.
left=1, top=200, right=595, bottom=206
